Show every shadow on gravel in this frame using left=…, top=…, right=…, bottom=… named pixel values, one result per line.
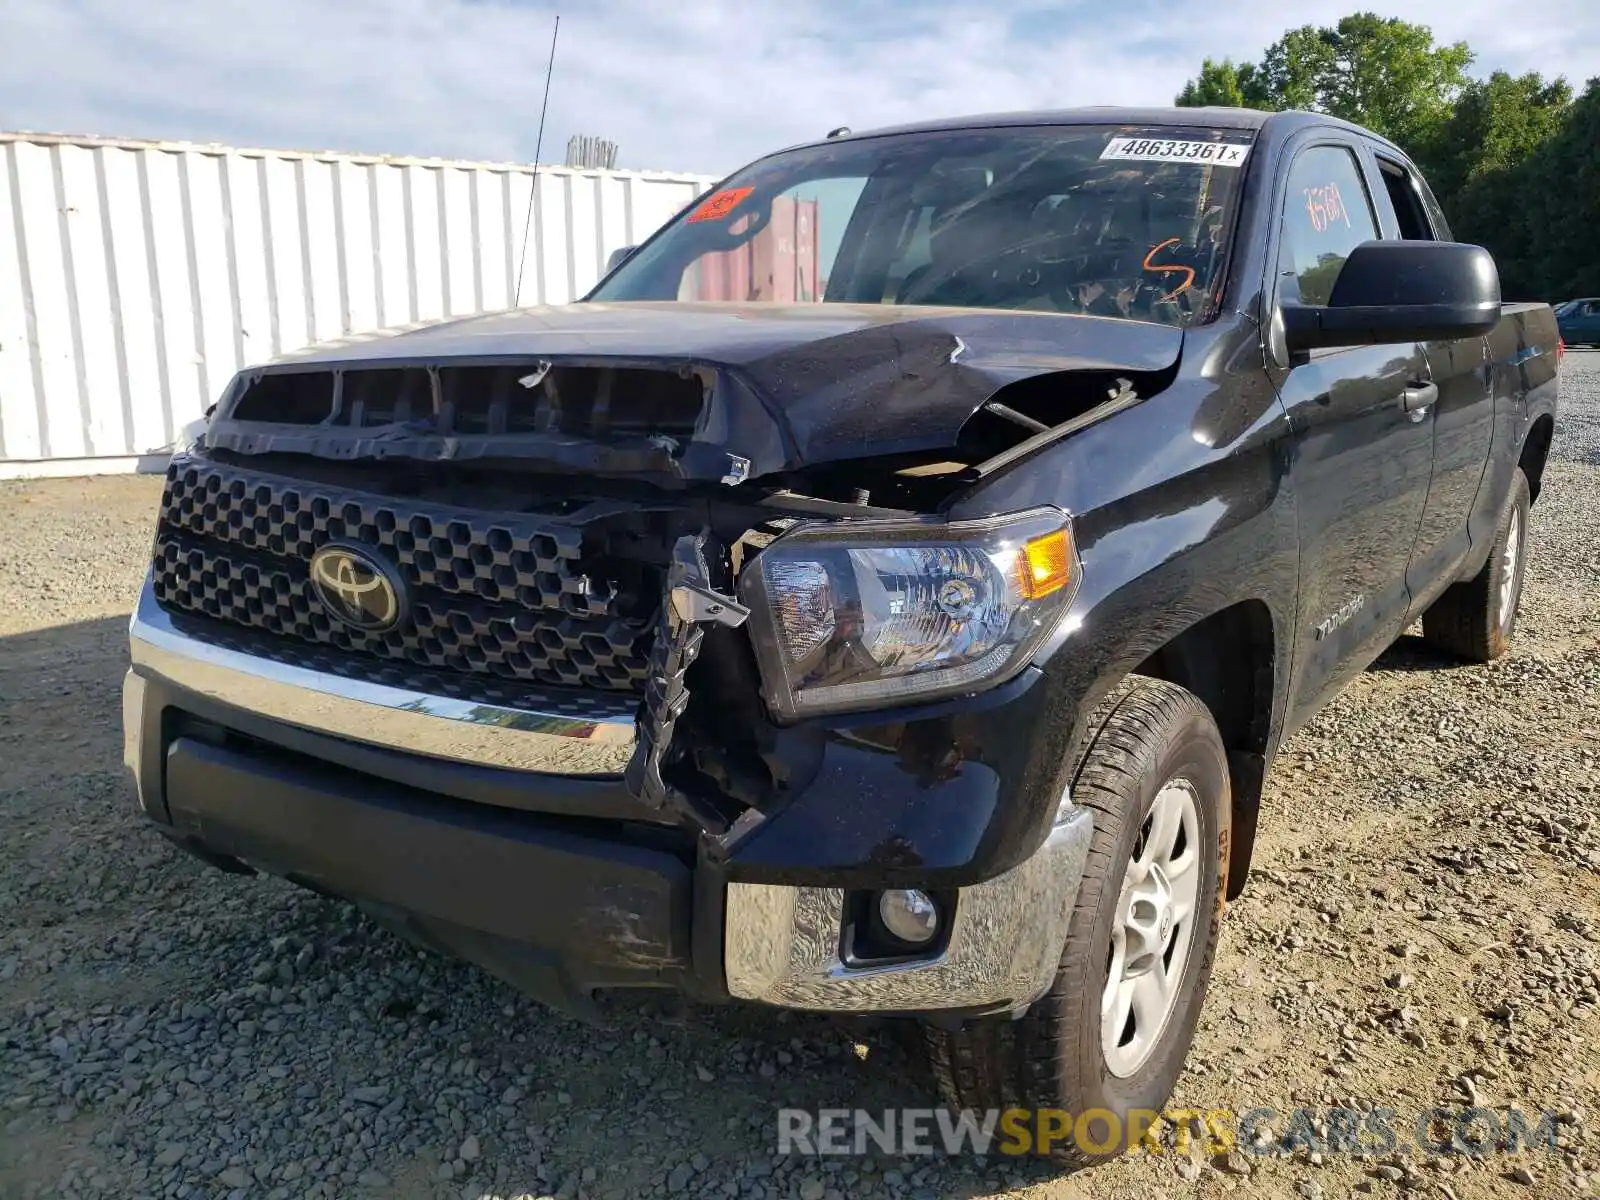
left=0, top=615, right=130, bottom=801
left=0, top=613, right=130, bottom=676
left=1369, top=634, right=1469, bottom=674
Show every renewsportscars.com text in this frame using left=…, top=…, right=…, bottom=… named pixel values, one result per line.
left=776, top=1106, right=1569, bottom=1159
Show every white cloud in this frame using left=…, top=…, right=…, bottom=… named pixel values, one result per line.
left=2, top=0, right=1597, bottom=175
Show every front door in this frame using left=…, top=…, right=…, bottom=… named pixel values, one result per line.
left=1266, top=140, right=1436, bottom=731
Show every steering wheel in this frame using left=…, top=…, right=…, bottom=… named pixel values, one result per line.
left=1014, top=241, right=1146, bottom=307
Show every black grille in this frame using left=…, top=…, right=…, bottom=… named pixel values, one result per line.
left=152, top=454, right=658, bottom=692
left=160, top=609, right=639, bottom=717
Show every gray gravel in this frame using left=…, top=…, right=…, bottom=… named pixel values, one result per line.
left=1556, top=348, right=1600, bottom=466
left=3, top=358, right=1599, bottom=1200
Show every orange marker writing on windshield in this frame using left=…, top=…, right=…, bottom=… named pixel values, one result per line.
left=1142, top=237, right=1196, bottom=301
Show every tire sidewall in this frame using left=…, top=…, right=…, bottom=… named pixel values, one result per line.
left=1487, top=470, right=1532, bottom=649
left=1063, top=704, right=1228, bottom=1131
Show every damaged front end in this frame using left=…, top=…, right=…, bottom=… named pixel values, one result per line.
left=623, top=529, right=757, bottom=835
left=205, top=357, right=759, bottom=489
left=178, top=308, right=1179, bottom=847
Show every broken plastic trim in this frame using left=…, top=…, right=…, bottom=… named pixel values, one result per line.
left=623, top=531, right=754, bottom=834
left=967, top=376, right=1143, bottom=480
left=207, top=359, right=754, bottom=489
left=205, top=422, right=752, bottom=490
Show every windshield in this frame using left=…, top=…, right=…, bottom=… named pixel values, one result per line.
left=590, top=125, right=1254, bottom=327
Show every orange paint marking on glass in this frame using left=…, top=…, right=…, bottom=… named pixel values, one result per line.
left=687, top=187, right=754, bottom=223
left=1142, top=237, right=1197, bottom=301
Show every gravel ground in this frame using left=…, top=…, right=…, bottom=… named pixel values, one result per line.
left=3, top=356, right=1598, bottom=1200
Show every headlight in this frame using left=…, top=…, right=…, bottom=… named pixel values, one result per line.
left=739, top=507, right=1080, bottom=721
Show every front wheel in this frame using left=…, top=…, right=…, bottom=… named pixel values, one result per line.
left=924, top=676, right=1229, bottom=1168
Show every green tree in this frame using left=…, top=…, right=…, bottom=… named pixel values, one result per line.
left=1310, top=14, right=1473, bottom=148
left=1519, top=78, right=1600, bottom=298
left=1175, top=14, right=1596, bottom=300
left=1254, top=25, right=1333, bottom=112
left=1420, top=71, right=1571, bottom=200
left=1176, top=13, right=1473, bottom=152
left=1175, top=59, right=1264, bottom=109
left=1415, top=71, right=1572, bottom=296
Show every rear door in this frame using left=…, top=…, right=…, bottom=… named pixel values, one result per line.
left=1363, top=148, right=1496, bottom=614
left=1265, top=136, right=1435, bottom=731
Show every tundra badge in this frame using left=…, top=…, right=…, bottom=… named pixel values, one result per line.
left=1314, top=594, right=1366, bottom=640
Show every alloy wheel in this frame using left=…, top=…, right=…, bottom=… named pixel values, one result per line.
left=1102, top=778, right=1202, bottom=1078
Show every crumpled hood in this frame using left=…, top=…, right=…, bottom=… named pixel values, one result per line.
left=245, top=301, right=1184, bottom=479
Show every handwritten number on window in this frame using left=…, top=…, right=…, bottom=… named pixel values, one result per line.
left=1303, top=183, right=1351, bottom=234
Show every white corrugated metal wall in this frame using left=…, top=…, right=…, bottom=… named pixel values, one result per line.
left=0, top=133, right=715, bottom=477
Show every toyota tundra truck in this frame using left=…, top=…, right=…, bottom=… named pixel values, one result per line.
left=121, top=107, right=1559, bottom=1162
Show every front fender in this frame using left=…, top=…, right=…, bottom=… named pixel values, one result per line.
left=948, top=320, right=1298, bottom=862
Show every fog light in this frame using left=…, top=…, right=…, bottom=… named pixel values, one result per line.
left=877, top=889, right=939, bottom=946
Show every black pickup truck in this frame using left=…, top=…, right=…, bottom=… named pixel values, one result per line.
left=123, top=107, right=1559, bottom=1161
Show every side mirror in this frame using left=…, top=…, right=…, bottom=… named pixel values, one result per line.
left=1282, top=240, right=1501, bottom=351
left=604, top=245, right=637, bottom=275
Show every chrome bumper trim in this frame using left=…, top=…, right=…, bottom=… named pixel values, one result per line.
left=126, top=579, right=636, bottom=776
left=724, top=800, right=1094, bottom=1012
left=122, top=669, right=151, bottom=809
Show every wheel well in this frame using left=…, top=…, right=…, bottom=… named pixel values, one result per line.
left=1520, top=414, right=1556, bottom=503
left=1134, top=600, right=1275, bottom=900
left=1135, top=601, right=1275, bottom=756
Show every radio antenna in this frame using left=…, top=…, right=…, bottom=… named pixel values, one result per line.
left=514, top=14, right=561, bottom=307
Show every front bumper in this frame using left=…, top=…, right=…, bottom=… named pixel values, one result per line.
left=723, top=810, right=1091, bottom=1011
left=125, top=580, right=1094, bottom=1016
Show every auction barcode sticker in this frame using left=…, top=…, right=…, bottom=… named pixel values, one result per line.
left=1100, top=138, right=1251, bottom=167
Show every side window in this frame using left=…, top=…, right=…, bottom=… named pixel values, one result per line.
left=1277, top=145, right=1381, bottom=307
left=1413, top=170, right=1453, bottom=241
left=1374, top=157, right=1436, bottom=240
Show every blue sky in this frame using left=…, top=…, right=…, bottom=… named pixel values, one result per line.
left=3, top=0, right=1598, bottom=176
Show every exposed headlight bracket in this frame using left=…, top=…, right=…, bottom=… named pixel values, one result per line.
left=625, top=530, right=750, bottom=832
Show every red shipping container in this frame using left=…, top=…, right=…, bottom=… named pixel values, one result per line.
left=686, top=198, right=820, bottom=302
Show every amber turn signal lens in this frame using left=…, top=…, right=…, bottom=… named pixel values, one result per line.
left=1020, top=530, right=1074, bottom=599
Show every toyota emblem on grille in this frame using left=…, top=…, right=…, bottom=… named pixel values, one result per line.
left=309, top=543, right=408, bottom=633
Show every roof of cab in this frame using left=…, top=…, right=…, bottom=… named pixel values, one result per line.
left=839, top=106, right=1274, bottom=137
left=786, top=106, right=1392, bottom=153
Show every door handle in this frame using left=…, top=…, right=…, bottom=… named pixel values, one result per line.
left=1401, top=381, right=1437, bottom=420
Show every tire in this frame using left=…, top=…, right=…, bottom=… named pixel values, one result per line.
left=924, top=676, right=1229, bottom=1168
left=1420, top=468, right=1531, bottom=662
